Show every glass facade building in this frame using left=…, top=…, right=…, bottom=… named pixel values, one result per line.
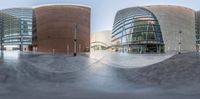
left=0, top=8, right=32, bottom=50
left=112, top=7, right=164, bottom=53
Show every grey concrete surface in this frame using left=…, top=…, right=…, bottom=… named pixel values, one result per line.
left=0, top=51, right=199, bottom=99
left=145, top=5, right=196, bottom=52
left=88, top=51, right=174, bottom=68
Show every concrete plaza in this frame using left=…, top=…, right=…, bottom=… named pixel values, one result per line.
left=0, top=51, right=199, bottom=99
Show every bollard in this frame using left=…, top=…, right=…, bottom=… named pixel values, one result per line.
left=53, top=49, right=55, bottom=55
left=67, top=44, right=69, bottom=55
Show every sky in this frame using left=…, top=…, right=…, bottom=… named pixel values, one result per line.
left=0, top=0, right=199, bottom=32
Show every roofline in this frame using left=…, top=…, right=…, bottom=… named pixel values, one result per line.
left=0, top=7, right=32, bottom=11
left=33, top=3, right=91, bottom=9
left=117, top=6, right=141, bottom=13
left=144, top=4, right=195, bottom=11
left=117, top=4, right=195, bottom=13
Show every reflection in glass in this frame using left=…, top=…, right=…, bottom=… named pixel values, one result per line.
left=112, top=7, right=164, bottom=53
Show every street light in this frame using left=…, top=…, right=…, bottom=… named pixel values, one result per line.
left=178, top=30, right=182, bottom=54
left=73, top=24, right=78, bottom=56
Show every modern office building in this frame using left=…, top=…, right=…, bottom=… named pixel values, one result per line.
left=112, top=5, right=197, bottom=53
left=90, top=30, right=112, bottom=51
left=32, top=4, right=91, bottom=53
left=0, top=8, right=32, bottom=51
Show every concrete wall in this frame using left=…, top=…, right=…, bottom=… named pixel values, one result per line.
left=145, top=5, right=196, bottom=53
left=33, top=4, right=90, bottom=53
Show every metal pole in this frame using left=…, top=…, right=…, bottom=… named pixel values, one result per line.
left=178, top=30, right=182, bottom=54
left=20, top=19, right=23, bottom=51
left=74, top=24, right=78, bottom=56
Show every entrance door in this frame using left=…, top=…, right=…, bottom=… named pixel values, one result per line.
left=146, top=45, right=157, bottom=53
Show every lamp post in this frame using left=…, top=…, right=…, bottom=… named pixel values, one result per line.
left=73, top=24, right=78, bottom=56
left=178, top=30, right=182, bottom=54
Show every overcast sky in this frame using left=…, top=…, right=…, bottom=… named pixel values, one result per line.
left=0, top=0, right=199, bottom=32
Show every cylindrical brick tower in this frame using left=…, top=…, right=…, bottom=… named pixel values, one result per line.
left=32, top=4, right=90, bottom=53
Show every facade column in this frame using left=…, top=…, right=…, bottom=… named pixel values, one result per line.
left=0, top=37, right=3, bottom=51
left=0, top=28, right=3, bottom=51
left=0, top=12, right=3, bottom=52
left=20, top=19, right=23, bottom=51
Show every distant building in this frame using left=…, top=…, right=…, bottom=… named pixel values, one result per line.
left=196, top=11, right=200, bottom=52
left=90, top=30, right=112, bottom=51
left=112, top=5, right=197, bottom=53
left=0, top=8, right=32, bottom=51
left=32, top=4, right=91, bottom=53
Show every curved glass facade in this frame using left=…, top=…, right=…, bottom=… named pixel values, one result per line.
left=0, top=8, right=32, bottom=50
left=112, top=7, right=164, bottom=53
